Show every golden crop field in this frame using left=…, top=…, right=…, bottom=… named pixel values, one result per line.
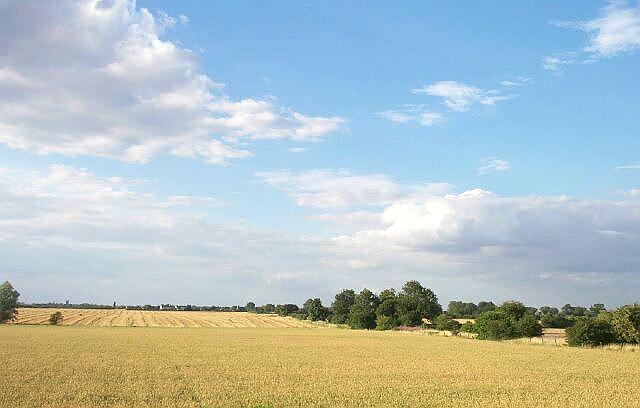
left=1, top=325, right=639, bottom=407
left=10, top=308, right=317, bottom=328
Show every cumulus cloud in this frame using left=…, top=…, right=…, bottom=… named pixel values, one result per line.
left=0, top=0, right=343, bottom=164
left=478, top=158, right=510, bottom=175
left=256, top=168, right=640, bottom=305
left=580, top=1, right=640, bottom=58
left=412, top=81, right=513, bottom=112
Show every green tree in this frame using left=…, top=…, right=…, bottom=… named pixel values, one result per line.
left=0, top=281, right=20, bottom=323
left=566, top=317, right=616, bottom=347
left=517, top=313, right=543, bottom=338
left=499, top=301, right=527, bottom=320
left=459, top=321, right=475, bottom=333
left=447, top=301, right=478, bottom=318
left=588, top=303, right=606, bottom=317
left=474, top=310, right=518, bottom=340
left=246, top=302, right=256, bottom=313
left=397, top=280, right=442, bottom=326
left=477, top=301, right=496, bottom=314
left=275, top=304, right=299, bottom=316
left=49, top=311, right=63, bottom=325
left=303, top=298, right=328, bottom=321
left=375, top=289, right=398, bottom=330
left=330, top=289, right=355, bottom=324
left=348, top=289, right=379, bottom=329
left=433, top=314, right=461, bottom=332
left=611, top=304, right=640, bottom=344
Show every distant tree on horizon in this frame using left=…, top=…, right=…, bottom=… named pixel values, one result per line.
left=0, top=281, right=20, bottom=323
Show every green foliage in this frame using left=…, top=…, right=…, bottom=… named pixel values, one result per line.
left=474, top=310, right=518, bottom=340
left=499, top=301, right=527, bottom=320
left=49, top=311, right=63, bottom=325
left=330, top=289, right=355, bottom=324
left=396, top=280, right=442, bottom=326
left=566, top=317, right=616, bottom=347
left=348, top=289, right=379, bottom=329
left=477, top=301, right=496, bottom=314
left=540, top=313, right=573, bottom=328
left=303, top=298, right=328, bottom=321
left=459, top=321, right=475, bottom=333
left=0, top=281, right=20, bottom=323
left=275, top=304, right=299, bottom=317
left=516, top=314, right=543, bottom=338
left=447, top=301, right=478, bottom=318
left=246, top=302, right=256, bottom=313
left=611, top=304, right=640, bottom=344
left=374, top=289, right=398, bottom=330
left=433, top=314, right=461, bottom=332
left=561, top=304, right=587, bottom=318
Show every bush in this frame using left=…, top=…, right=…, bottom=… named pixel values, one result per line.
left=49, top=311, right=63, bottom=325
left=566, top=317, right=616, bottom=347
left=612, top=304, right=640, bottom=344
left=433, top=314, right=461, bottom=332
left=459, top=321, right=475, bottom=333
left=540, top=313, right=573, bottom=328
left=474, top=311, right=518, bottom=340
left=516, top=314, right=543, bottom=338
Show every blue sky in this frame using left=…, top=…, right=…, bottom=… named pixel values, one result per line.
left=1, top=0, right=639, bottom=307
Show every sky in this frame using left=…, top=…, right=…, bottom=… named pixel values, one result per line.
left=1, top=0, right=640, bottom=308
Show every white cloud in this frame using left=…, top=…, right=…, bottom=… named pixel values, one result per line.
left=256, top=169, right=404, bottom=209
left=0, top=164, right=347, bottom=304
left=478, top=158, right=510, bottom=175
left=412, top=81, right=513, bottom=112
left=256, top=169, right=452, bottom=209
left=581, top=1, right=640, bottom=58
left=287, top=147, right=307, bottom=153
left=542, top=52, right=577, bottom=72
left=419, top=112, right=444, bottom=127
left=377, top=107, right=443, bottom=127
left=615, top=162, right=640, bottom=170
left=499, top=77, right=533, bottom=87
left=377, top=110, right=414, bottom=123
left=0, top=0, right=343, bottom=164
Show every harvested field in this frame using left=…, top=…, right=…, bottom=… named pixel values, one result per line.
left=10, top=308, right=317, bottom=328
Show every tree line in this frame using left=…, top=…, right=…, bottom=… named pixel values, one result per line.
left=2, top=280, right=639, bottom=347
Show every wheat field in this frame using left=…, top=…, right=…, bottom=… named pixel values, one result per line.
left=10, top=308, right=316, bottom=328
left=1, top=324, right=639, bottom=407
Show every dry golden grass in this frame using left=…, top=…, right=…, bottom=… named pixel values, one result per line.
left=1, top=325, right=639, bottom=407
left=11, top=308, right=316, bottom=328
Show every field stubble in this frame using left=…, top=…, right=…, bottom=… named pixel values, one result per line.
left=1, top=324, right=639, bottom=407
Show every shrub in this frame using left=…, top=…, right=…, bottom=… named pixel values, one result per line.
left=433, top=314, right=461, bottom=332
left=474, top=311, right=518, bottom=340
left=459, top=321, right=475, bottom=333
left=516, top=314, right=543, bottom=338
left=49, top=311, right=63, bottom=325
left=566, top=317, right=616, bottom=347
left=611, top=304, right=640, bottom=344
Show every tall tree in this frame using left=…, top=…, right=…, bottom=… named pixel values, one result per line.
left=397, top=280, right=442, bottom=326
left=348, top=289, right=379, bottom=329
left=330, top=289, right=355, bottom=324
left=375, top=288, right=399, bottom=330
left=303, top=298, right=328, bottom=321
left=0, top=281, right=20, bottom=323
